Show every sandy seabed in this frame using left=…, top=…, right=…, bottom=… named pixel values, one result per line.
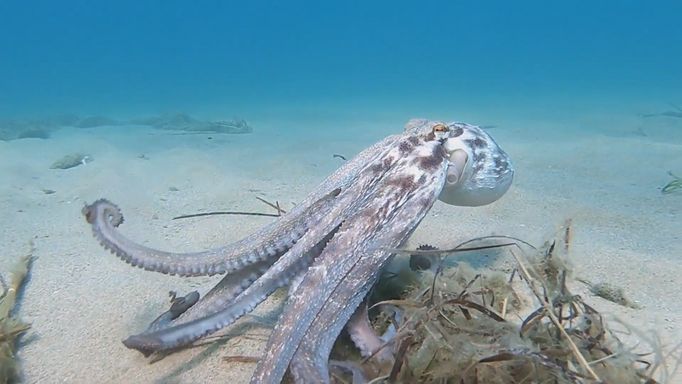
left=1, top=115, right=681, bottom=383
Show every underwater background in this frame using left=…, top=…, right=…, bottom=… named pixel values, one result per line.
left=1, top=1, right=681, bottom=126
left=1, top=1, right=682, bottom=383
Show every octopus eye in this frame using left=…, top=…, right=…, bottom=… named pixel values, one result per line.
left=432, top=123, right=448, bottom=133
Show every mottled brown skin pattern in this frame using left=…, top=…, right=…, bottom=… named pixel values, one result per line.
left=82, top=119, right=513, bottom=383
left=252, top=137, right=448, bottom=383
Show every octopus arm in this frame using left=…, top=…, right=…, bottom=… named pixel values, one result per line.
left=289, top=270, right=377, bottom=383
left=81, top=188, right=339, bottom=277
left=121, top=224, right=340, bottom=356
left=82, top=135, right=400, bottom=278
left=251, top=137, right=449, bottom=384
left=345, top=300, right=394, bottom=362
left=120, top=136, right=409, bottom=355
left=147, top=258, right=274, bottom=332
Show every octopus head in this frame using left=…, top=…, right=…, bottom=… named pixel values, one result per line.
left=405, top=119, right=514, bottom=206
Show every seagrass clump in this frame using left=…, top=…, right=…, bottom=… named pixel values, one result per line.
left=0, top=246, right=33, bottom=384
left=350, top=224, right=676, bottom=383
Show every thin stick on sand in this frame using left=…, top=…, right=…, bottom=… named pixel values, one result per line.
left=255, top=196, right=287, bottom=215
left=173, top=196, right=287, bottom=220
left=172, top=211, right=280, bottom=220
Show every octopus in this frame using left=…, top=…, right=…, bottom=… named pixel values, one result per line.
left=82, top=118, right=514, bottom=383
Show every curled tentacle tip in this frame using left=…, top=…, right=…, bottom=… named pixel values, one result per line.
left=82, top=204, right=97, bottom=224
left=83, top=199, right=124, bottom=226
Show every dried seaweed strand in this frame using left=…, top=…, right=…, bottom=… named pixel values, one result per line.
left=0, top=274, right=6, bottom=303
left=441, top=298, right=506, bottom=322
left=388, top=335, right=413, bottom=382
left=387, top=242, right=518, bottom=256
left=456, top=235, right=538, bottom=251
left=366, top=374, right=390, bottom=384
left=509, top=249, right=601, bottom=382
left=0, top=247, right=33, bottom=319
left=1, top=243, right=34, bottom=383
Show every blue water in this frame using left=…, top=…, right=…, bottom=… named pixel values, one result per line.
left=2, top=3, right=682, bottom=383
left=1, top=1, right=681, bottom=123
